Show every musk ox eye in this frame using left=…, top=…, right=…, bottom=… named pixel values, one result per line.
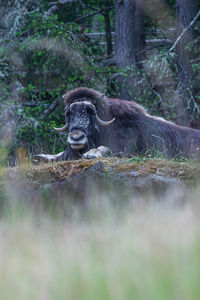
left=86, top=106, right=94, bottom=114
left=65, top=110, right=70, bottom=117
left=65, top=107, right=70, bottom=114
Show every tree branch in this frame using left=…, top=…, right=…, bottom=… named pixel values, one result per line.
left=49, top=0, right=75, bottom=5
left=44, top=0, right=75, bottom=18
left=75, top=9, right=104, bottom=22
left=44, top=5, right=58, bottom=18
left=168, top=10, right=200, bottom=53
left=101, top=57, right=116, bottom=66
left=39, top=99, right=59, bottom=119
left=23, top=103, right=41, bottom=107
left=74, top=6, right=113, bottom=22
left=190, top=57, right=200, bottom=63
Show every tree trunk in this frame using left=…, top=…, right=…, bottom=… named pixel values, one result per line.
left=104, top=0, right=113, bottom=57
left=115, top=0, right=135, bottom=69
left=134, top=0, right=145, bottom=63
left=114, top=0, right=145, bottom=100
left=175, top=0, right=198, bottom=126
left=176, top=0, right=198, bottom=81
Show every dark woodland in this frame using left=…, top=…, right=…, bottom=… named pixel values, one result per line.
left=0, top=0, right=200, bottom=164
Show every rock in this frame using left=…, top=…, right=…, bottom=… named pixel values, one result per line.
left=4, top=157, right=198, bottom=207
left=130, top=171, right=139, bottom=177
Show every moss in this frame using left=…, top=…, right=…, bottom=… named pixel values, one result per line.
left=5, top=157, right=200, bottom=189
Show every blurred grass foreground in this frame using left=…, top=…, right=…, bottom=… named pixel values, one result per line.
left=1, top=158, right=200, bottom=299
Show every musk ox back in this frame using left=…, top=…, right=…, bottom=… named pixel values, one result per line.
left=37, top=87, right=200, bottom=161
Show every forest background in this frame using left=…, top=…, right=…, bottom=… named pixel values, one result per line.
left=0, top=0, right=200, bottom=165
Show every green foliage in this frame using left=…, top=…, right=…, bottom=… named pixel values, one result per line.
left=0, top=11, right=110, bottom=162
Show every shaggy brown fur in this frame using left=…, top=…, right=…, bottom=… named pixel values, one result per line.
left=62, top=87, right=200, bottom=159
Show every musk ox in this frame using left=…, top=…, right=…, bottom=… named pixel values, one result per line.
left=36, top=87, right=200, bottom=161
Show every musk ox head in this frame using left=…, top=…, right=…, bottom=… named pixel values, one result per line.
left=54, top=100, right=115, bottom=151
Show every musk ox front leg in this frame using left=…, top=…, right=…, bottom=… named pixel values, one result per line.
left=82, top=146, right=112, bottom=159
left=35, top=151, right=66, bottom=163
left=35, top=146, right=84, bottom=163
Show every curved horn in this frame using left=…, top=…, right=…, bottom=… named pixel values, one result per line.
left=96, top=114, right=115, bottom=126
left=53, top=123, right=68, bottom=132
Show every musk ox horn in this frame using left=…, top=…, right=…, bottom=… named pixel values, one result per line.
left=96, top=114, right=115, bottom=126
left=53, top=123, right=68, bottom=132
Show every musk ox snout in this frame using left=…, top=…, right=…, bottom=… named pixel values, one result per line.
left=67, top=130, right=88, bottom=150
left=70, top=131, right=85, bottom=141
